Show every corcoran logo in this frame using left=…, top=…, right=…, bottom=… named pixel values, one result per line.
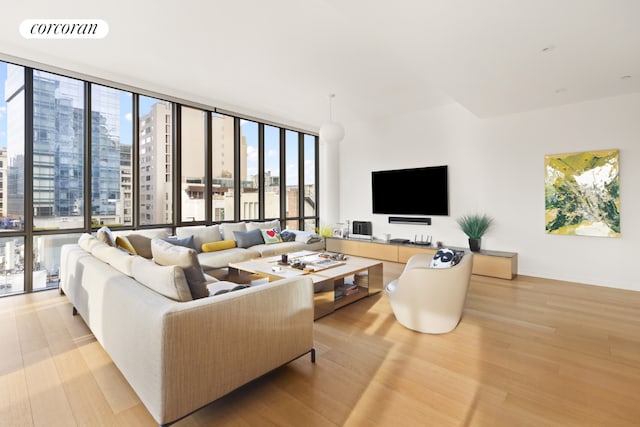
left=20, top=19, right=109, bottom=39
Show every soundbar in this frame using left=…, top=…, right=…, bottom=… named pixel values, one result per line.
left=389, top=216, right=431, bottom=225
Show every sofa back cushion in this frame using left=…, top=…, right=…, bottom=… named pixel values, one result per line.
left=220, top=222, right=247, bottom=241
left=88, top=239, right=135, bottom=276
left=78, top=233, right=101, bottom=252
left=131, top=257, right=193, bottom=302
left=176, top=225, right=222, bottom=252
left=151, top=238, right=208, bottom=299
left=246, top=220, right=281, bottom=232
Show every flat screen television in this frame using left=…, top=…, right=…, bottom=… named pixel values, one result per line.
left=371, top=165, right=449, bottom=215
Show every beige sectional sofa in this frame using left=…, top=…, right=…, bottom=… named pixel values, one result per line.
left=175, top=221, right=325, bottom=271
left=60, top=227, right=316, bottom=426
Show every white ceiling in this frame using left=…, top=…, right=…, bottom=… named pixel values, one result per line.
left=1, top=0, right=639, bottom=131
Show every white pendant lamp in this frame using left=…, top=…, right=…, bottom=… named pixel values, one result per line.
left=319, top=94, right=344, bottom=144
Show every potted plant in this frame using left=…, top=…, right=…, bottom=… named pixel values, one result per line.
left=456, top=214, right=493, bottom=252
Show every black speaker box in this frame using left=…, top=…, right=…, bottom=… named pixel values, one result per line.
left=388, top=216, right=431, bottom=225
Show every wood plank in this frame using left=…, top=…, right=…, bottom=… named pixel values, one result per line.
left=1, top=272, right=640, bottom=426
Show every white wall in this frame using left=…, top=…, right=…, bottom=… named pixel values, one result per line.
left=336, top=94, right=640, bottom=291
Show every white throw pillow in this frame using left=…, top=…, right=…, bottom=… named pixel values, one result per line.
left=151, top=238, right=208, bottom=299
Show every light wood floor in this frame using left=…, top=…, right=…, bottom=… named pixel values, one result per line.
left=1, top=274, right=640, bottom=427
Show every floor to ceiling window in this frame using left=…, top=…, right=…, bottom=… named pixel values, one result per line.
left=264, top=125, right=281, bottom=220
left=240, top=119, right=259, bottom=220
left=91, top=84, right=133, bottom=227
left=211, top=113, right=235, bottom=222
left=0, top=58, right=319, bottom=297
left=180, top=106, right=206, bottom=222
left=0, top=62, right=25, bottom=295
left=139, top=96, right=174, bottom=226
left=285, top=130, right=299, bottom=229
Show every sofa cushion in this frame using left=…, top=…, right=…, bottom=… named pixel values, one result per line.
left=202, top=240, right=236, bottom=252
left=250, top=241, right=308, bottom=257
left=163, top=235, right=198, bottom=251
left=206, top=281, right=250, bottom=296
left=176, top=225, right=221, bottom=252
left=115, top=235, right=137, bottom=255
left=260, top=228, right=282, bottom=244
left=113, top=229, right=170, bottom=259
left=78, top=233, right=101, bottom=252
left=97, top=226, right=115, bottom=246
left=246, top=220, right=281, bottom=231
left=234, top=229, right=264, bottom=248
left=280, top=230, right=296, bottom=242
left=220, top=222, right=247, bottom=241
left=151, top=238, right=208, bottom=299
left=131, top=257, right=193, bottom=302
left=293, top=230, right=322, bottom=244
left=90, top=240, right=135, bottom=276
left=197, top=247, right=261, bottom=270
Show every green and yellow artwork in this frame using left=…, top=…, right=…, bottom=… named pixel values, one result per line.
left=544, top=149, right=620, bottom=237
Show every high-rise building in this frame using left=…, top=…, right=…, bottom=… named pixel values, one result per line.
left=139, top=101, right=172, bottom=224
left=91, top=85, right=123, bottom=225
left=5, top=64, right=25, bottom=225
left=0, top=148, right=6, bottom=219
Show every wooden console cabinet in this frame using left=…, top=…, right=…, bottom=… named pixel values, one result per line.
left=326, top=237, right=517, bottom=280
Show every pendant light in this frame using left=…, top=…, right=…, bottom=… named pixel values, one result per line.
left=319, top=94, right=345, bottom=144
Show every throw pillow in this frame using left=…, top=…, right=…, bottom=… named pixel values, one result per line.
left=206, top=281, right=250, bottom=296
left=96, top=226, right=115, bottom=247
left=430, top=248, right=464, bottom=269
left=115, top=235, right=137, bottom=255
left=233, top=229, right=264, bottom=248
left=220, top=222, right=247, bottom=241
left=294, top=230, right=322, bottom=244
left=202, top=240, right=236, bottom=252
left=131, top=257, right=193, bottom=302
left=125, top=234, right=153, bottom=259
left=260, top=228, right=282, bottom=244
left=78, top=233, right=100, bottom=252
left=280, top=230, right=296, bottom=242
left=151, top=238, right=209, bottom=299
left=176, top=225, right=221, bottom=252
left=163, top=235, right=198, bottom=251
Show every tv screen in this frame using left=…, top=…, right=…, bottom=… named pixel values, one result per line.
left=371, top=166, right=449, bottom=215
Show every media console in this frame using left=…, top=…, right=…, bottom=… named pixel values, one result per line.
left=326, top=237, right=517, bottom=280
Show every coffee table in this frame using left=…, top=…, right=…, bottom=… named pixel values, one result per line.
left=228, top=251, right=383, bottom=319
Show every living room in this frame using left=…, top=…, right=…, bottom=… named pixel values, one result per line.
left=1, top=1, right=639, bottom=426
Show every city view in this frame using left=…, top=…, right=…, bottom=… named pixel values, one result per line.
left=0, top=61, right=317, bottom=296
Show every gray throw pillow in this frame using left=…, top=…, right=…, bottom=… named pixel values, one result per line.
left=233, top=229, right=264, bottom=248
left=163, top=235, right=197, bottom=251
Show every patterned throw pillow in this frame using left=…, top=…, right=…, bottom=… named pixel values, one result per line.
left=430, top=248, right=464, bottom=269
left=260, top=228, right=282, bottom=244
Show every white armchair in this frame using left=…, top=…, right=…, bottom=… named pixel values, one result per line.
left=386, top=252, right=473, bottom=334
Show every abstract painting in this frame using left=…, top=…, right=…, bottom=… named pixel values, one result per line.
left=544, top=149, right=620, bottom=237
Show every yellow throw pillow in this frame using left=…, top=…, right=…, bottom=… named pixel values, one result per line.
left=202, top=240, right=236, bottom=253
left=115, top=235, right=137, bottom=255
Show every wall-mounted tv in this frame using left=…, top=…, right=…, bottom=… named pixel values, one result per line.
left=371, top=165, right=449, bottom=215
